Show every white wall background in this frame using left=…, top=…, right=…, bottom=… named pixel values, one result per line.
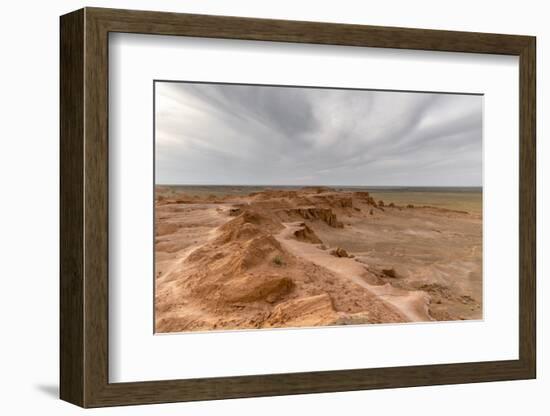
left=0, top=0, right=546, bottom=414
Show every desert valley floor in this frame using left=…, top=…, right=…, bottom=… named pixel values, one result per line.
left=154, top=186, right=482, bottom=333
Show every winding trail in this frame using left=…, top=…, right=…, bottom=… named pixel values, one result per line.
left=275, top=222, right=432, bottom=322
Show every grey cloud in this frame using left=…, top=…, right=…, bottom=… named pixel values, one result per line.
left=155, top=82, right=482, bottom=186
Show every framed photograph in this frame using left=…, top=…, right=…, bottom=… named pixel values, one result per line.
left=60, top=7, right=536, bottom=408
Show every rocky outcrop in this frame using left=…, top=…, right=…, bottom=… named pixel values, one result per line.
left=310, top=194, right=353, bottom=208
left=227, top=234, right=286, bottom=274
left=219, top=210, right=283, bottom=235
left=220, top=274, right=294, bottom=304
left=293, top=223, right=323, bottom=244
left=353, top=191, right=378, bottom=206
left=265, top=294, right=339, bottom=327
left=330, top=247, right=349, bottom=258
left=280, top=207, right=344, bottom=228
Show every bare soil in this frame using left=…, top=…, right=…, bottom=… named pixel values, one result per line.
left=155, top=186, right=482, bottom=333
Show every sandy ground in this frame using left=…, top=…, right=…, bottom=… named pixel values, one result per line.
left=154, top=186, right=482, bottom=333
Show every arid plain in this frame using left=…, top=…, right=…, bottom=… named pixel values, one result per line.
left=155, top=186, right=482, bottom=333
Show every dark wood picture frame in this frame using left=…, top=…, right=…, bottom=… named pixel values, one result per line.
left=60, top=7, right=536, bottom=408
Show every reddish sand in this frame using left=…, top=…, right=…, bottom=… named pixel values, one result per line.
left=155, top=186, right=482, bottom=333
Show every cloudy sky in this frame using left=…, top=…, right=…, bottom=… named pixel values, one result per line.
left=155, top=81, right=482, bottom=187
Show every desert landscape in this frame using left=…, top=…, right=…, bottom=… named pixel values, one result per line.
left=155, top=185, right=482, bottom=333
left=154, top=80, right=483, bottom=333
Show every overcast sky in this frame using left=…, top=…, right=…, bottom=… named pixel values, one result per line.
left=155, top=82, right=482, bottom=187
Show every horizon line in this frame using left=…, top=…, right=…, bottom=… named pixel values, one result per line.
left=155, top=183, right=483, bottom=188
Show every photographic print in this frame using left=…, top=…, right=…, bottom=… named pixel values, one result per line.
left=154, top=81, right=483, bottom=333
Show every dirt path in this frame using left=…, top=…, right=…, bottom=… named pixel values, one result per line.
left=275, top=222, right=432, bottom=322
